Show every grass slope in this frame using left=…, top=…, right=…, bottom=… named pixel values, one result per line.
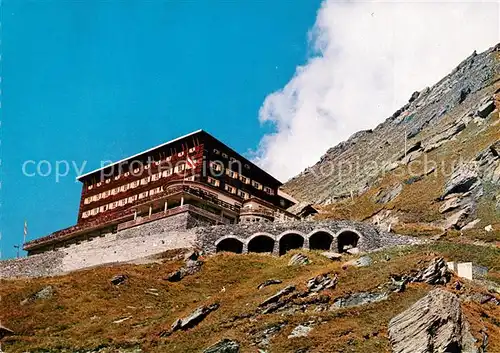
left=1, top=243, right=499, bottom=353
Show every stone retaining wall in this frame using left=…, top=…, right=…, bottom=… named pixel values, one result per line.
left=0, top=217, right=419, bottom=279
left=0, top=251, right=64, bottom=278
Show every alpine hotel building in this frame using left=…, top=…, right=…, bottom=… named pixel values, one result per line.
left=24, top=130, right=299, bottom=255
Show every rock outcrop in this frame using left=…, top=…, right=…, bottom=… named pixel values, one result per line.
left=284, top=44, right=499, bottom=207
left=389, top=289, right=477, bottom=353
left=203, top=339, right=240, bottom=353
left=163, top=303, right=220, bottom=336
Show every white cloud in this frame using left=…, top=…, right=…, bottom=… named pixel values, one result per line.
left=252, top=0, right=500, bottom=182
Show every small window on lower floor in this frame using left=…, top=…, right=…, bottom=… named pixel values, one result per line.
left=207, top=177, right=220, bottom=187
left=224, top=184, right=237, bottom=194
left=238, top=190, right=250, bottom=199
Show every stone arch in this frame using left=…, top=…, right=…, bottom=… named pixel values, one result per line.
left=215, top=236, right=244, bottom=254
left=278, top=231, right=306, bottom=256
left=308, top=229, right=335, bottom=251
left=247, top=233, right=275, bottom=254
left=335, top=229, right=362, bottom=253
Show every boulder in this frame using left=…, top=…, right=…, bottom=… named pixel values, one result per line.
left=257, top=279, right=282, bottom=290
left=389, top=289, right=477, bottom=353
left=21, top=285, right=54, bottom=305
left=439, top=197, right=461, bottom=213
left=332, top=292, right=388, bottom=309
left=110, top=274, right=128, bottom=286
left=164, top=256, right=203, bottom=282
left=288, top=254, right=310, bottom=266
left=259, top=285, right=295, bottom=307
left=346, top=247, right=360, bottom=255
left=320, top=252, right=342, bottom=261
left=307, top=273, right=337, bottom=293
left=374, top=183, right=403, bottom=204
left=461, top=219, right=481, bottom=230
left=343, top=256, right=373, bottom=268
left=203, top=339, right=240, bottom=353
left=288, top=325, right=313, bottom=339
left=170, top=303, right=220, bottom=333
left=477, top=100, right=495, bottom=118
left=410, top=258, right=450, bottom=285
left=184, top=250, right=200, bottom=262
left=443, top=208, right=470, bottom=230
left=443, top=165, right=479, bottom=198
left=0, top=323, right=14, bottom=339
left=165, top=268, right=186, bottom=282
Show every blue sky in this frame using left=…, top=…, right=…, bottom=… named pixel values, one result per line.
left=1, top=0, right=322, bottom=258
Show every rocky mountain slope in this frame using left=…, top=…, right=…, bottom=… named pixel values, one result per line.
left=284, top=44, right=500, bottom=239
left=1, top=243, right=499, bottom=353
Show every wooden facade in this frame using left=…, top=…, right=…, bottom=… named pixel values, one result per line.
left=23, top=130, right=297, bottom=254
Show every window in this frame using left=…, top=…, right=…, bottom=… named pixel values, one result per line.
left=152, top=172, right=161, bottom=181
left=238, top=190, right=250, bottom=199
left=207, top=177, right=220, bottom=187
left=128, top=195, right=138, bottom=203
left=110, top=201, right=119, bottom=209
left=166, top=156, right=172, bottom=162
left=162, top=169, right=173, bottom=178
left=139, top=191, right=149, bottom=199
left=210, top=161, right=222, bottom=172
left=105, top=178, right=111, bottom=184
left=239, top=175, right=250, bottom=184
left=177, top=151, right=184, bottom=157
left=111, top=187, right=120, bottom=195
left=184, top=175, right=195, bottom=182
left=99, top=204, right=109, bottom=213
left=88, top=185, right=93, bottom=190
left=252, top=181, right=263, bottom=190
left=118, top=198, right=127, bottom=207
left=213, top=148, right=220, bottom=155
left=91, top=208, right=99, bottom=216
left=226, top=169, right=238, bottom=179
left=92, top=194, right=100, bottom=202
left=102, top=190, right=111, bottom=199
left=84, top=197, right=91, bottom=205
left=120, top=184, right=129, bottom=192
left=144, top=164, right=150, bottom=170
left=264, top=186, right=274, bottom=195
left=188, top=147, right=196, bottom=153
left=175, top=164, right=185, bottom=173
left=124, top=172, right=130, bottom=177
left=140, top=176, right=150, bottom=185
left=224, top=184, right=236, bottom=194
left=150, top=186, right=162, bottom=196
left=97, top=182, right=103, bottom=187
left=222, top=153, right=228, bottom=159
left=82, top=211, right=89, bottom=219
left=133, top=167, right=140, bottom=174
left=114, top=175, right=120, bottom=181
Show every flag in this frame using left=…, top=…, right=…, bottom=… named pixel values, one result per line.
left=186, top=155, right=196, bottom=169
left=24, top=220, right=28, bottom=241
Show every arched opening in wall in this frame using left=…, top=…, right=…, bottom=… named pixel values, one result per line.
left=279, top=233, right=305, bottom=256
left=337, top=230, right=360, bottom=253
left=309, top=231, right=333, bottom=251
left=248, top=235, right=275, bottom=254
left=216, top=238, right=243, bottom=254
